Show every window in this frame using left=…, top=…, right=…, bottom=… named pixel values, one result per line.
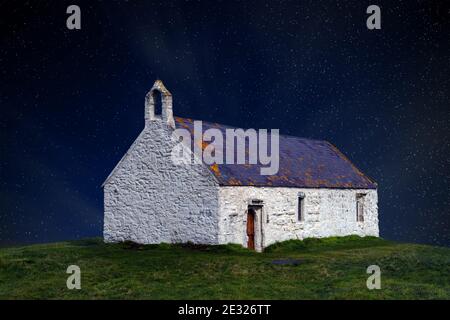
left=298, top=193, right=305, bottom=222
left=356, top=194, right=365, bottom=222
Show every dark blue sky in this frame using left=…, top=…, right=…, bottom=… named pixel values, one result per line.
left=1, top=1, right=449, bottom=246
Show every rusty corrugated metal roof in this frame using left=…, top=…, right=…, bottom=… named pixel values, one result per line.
left=175, top=117, right=377, bottom=189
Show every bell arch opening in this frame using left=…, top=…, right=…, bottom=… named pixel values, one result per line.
left=152, top=90, right=163, bottom=118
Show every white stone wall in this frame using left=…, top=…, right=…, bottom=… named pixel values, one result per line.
left=218, top=187, right=379, bottom=249
left=103, top=121, right=220, bottom=245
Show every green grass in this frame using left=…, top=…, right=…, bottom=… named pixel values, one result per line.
left=0, top=236, right=449, bottom=299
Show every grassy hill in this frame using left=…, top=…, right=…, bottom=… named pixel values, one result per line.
left=0, top=236, right=449, bottom=299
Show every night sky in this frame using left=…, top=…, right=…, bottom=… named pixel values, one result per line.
left=1, top=1, right=449, bottom=246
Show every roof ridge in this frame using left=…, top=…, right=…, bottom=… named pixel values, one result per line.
left=174, top=116, right=327, bottom=143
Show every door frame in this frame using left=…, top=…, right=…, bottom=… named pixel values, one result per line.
left=246, top=203, right=264, bottom=251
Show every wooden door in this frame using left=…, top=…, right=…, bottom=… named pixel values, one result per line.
left=247, top=209, right=255, bottom=250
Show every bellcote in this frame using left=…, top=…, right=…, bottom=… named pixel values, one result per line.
left=145, top=80, right=175, bottom=129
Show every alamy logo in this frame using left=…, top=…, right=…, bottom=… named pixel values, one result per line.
left=66, top=265, right=81, bottom=290
left=66, top=5, right=81, bottom=30
left=171, top=121, right=280, bottom=175
left=366, top=5, right=381, bottom=30
left=366, top=265, right=381, bottom=290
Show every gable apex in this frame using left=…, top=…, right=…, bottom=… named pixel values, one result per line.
left=145, top=79, right=175, bottom=128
